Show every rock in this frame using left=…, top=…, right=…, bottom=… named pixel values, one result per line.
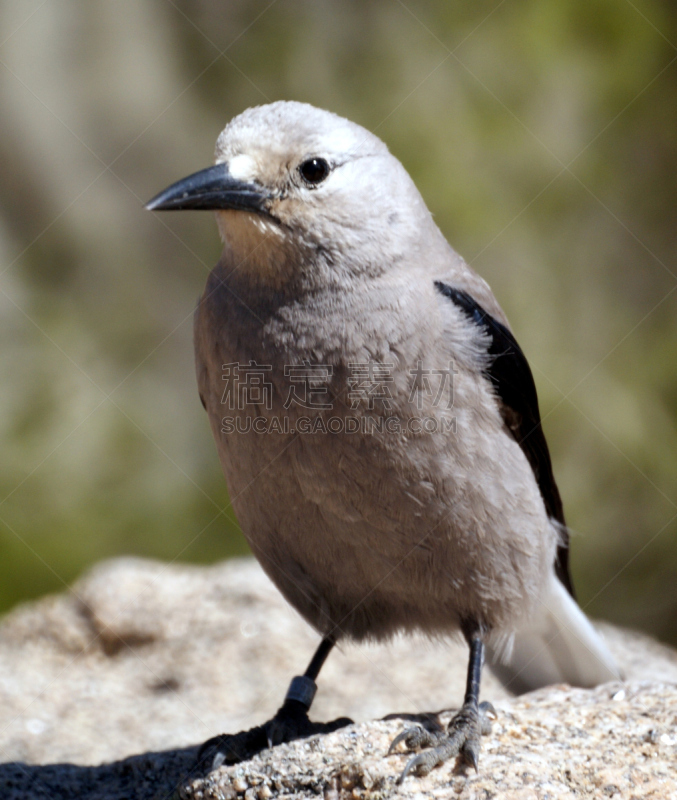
left=187, top=683, right=677, bottom=800
left=0, top=557, right=675, bottom=799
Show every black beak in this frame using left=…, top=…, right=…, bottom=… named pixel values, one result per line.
left=145, top=162, right=269, bottom=213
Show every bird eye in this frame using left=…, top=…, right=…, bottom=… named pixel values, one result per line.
left=299, top=157, right=330, bottom=185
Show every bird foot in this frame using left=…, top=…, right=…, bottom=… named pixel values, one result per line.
left=388, top=700, right=495, bottom=782
left=197, top=700, right=352, bottom=773
left=264, top=699, right=353, bottom=748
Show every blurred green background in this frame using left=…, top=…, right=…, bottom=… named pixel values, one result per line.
left=0, top=1, right=675, bottom=645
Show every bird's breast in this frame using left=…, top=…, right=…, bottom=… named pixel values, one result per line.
left=194, top=264, right=555, bottom=640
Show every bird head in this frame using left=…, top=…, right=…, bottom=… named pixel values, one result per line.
left=146, top=101, right=434, bottom=289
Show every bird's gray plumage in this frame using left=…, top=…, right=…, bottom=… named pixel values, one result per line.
left=148, top=100, right=619, bottom=772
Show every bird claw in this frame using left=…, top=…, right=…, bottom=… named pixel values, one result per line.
left=478, top=701, right=497, bottom=735
left=399, top=750, right=436, bottom=783
left=197, top=703, right=353, bottom=774
left=389, top=701, right=496, bottom=782
left=460, top=737, right=480, bottom=773
left=386, top=729, right=410, bottom=755
left=387, top=724, right=438, bottom=755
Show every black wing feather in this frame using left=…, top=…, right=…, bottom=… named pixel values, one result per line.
left=434, top=280, right=575, bottom=598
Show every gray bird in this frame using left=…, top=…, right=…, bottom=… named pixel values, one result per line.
left=146, top=101, right=620, bottom=780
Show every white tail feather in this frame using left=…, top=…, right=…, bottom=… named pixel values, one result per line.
left=489, top=570, right=621, bottom=695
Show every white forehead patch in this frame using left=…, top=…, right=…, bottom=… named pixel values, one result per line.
left=321, top=127, right=362, bottom=156
left=227, top=154, right=258, bottom=182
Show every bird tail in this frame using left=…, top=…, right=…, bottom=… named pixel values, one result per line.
left=488, top=570, right=621, bottom=695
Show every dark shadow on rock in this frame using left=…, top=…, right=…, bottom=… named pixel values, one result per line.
left=0, top=744, right=202, bottom=800
left=0, top=713, right=452, bottom=799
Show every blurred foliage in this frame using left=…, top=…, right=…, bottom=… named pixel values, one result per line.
left=0, top=0, right=675, bottom=644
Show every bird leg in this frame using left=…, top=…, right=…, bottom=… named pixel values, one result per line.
left=197, top=636, right=352, bottom=772
left=388, top=626, right=495, bottom=782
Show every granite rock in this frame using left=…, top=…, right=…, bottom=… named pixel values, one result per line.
left=186, top=682, right=677, bottom=800
left=0, top=557, right=674, bottom=799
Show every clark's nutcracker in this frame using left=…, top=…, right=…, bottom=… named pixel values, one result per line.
left=147, top=101, right=620, bottom=780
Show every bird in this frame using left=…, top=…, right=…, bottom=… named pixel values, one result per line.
left=146, top=101, right=620, bottom=781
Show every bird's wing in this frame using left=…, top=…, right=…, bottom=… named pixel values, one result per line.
left=434, top=280, right=575, bottom=599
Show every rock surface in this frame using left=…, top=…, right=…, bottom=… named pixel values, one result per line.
left=187, top=683, right=677, bottom=800
left=0, top=557, right=675, bottom=799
